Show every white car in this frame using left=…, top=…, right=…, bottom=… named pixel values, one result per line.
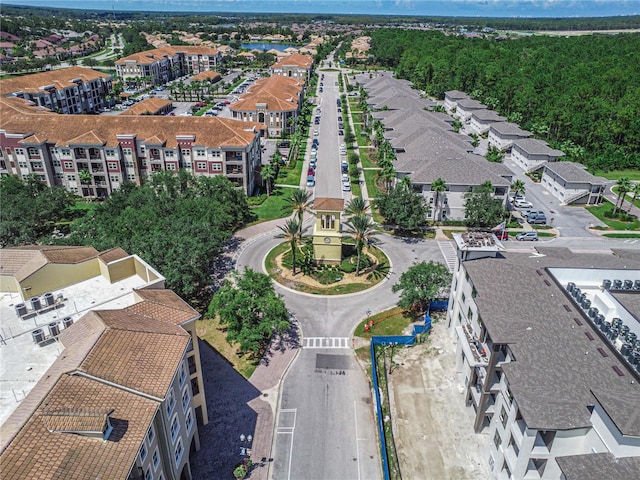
left=342, top=173, right=349, bottom=182
left=342, top=181, right=351, bottom=191
left=514, top=199, right=533, bottom=208
left=313, top=129, right=319, bottom=136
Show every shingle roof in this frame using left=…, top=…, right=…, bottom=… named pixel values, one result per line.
left=0, top=97, right=261, bottom=149
left=98, top=247, right=129, bottom=264
left=456, top=98, right=486, bottom=110
left=0, top=374, right=158, bottom=480
left=0, top=66, right=111, bottom=96
left=543, top=161, right=607, bottom=184
left=489, top=121, right=531, bottom=137
left=471, top=109, right=506, bottom=122
left=463, top=250, right=640, bottom=432
left=513, top=138, right=564, bottom=157
left=0, top=246, right=99, bottom=282
left=556, top=453, right=640, bottom=480
left=444, top=90, right=468, bottom=100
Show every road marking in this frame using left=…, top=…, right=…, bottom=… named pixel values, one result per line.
left=276, top=408, right=297, bottom=480
left=624, top=239, right=638, bottom=244
left=303, top=337, right=350, bottom=348
left=354, top=401, right=361, bottom=480
left=437, top=241, right=458, bottom=273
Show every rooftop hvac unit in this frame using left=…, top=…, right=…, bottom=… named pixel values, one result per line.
left=601, top=279, right=611, bottom=290
left=621, top=343, right=632, bottom=356
left=600, top=321, right=611, bottom=333
left=595, top=314, right=605, bottom=326
left=581, top=298, right=591, bottom=310
left=43, top=292, right=55, bottom=307
left=62, top=316, right=74, bottom=328
left=32, top=329, right=45, bottom=344
left=624, top=280, right=634, bottom=290
left=629, top=352, right=640, bottom=366
left=588, top=307, right=598, bottom=319
left=634, top=280, right=640, bottom=291
left=567, top=282, right=576, bottom=293
left=627, top=332, right=638, bottom=344
left=608, top=328, right=619, bottom=342
left=48, top=322, right=60, bottom=337
left=620, top=325, right=630, bottom=337
left=15, top=303, right=27, bottom=317
left=612, top=318, right=623, bottom=328
left=572, top=288, right=582, bottom=299
left=613, top=279, right=623, bottom=290
left=30, top=297, right=41, bottom=311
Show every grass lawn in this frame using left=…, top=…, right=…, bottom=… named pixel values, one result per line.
left=354, top=307, right=418, bottom=339
left=277, top=159, right=303, bottom=186
left=249, top=187, right=296, bottom=222
left=443, top=229, right=467, bottom=239
left=196, top=316, right=257, bottom=379
left=602, top=233, right=640, bottom=238
left=351, top=179, right=362, bottom=197
left=356, top=134, right=371, bottom=148
left=587, top=204, right=640, bottom=231
left=70, top=199, right=100, bottom=214
left=363, top=169, right=382, bottom=198
left=611, top=186, right=640, bottom=209
left=592, top=169, right=640, bottom=181
left=360, top=151, right=376, bottom=169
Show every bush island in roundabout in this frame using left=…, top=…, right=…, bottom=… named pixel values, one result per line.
left=266, top=240, right=389, bottom=294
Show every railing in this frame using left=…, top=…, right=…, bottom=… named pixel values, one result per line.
left=563, top=190, right=589, bottom=205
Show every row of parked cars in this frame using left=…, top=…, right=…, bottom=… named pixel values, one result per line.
left=511, top=192, right=547, bottom=225
left=307, top=138, right=320, bottom=187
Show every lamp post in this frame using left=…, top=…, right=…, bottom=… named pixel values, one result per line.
left=239, top=434, right=253, bottom=457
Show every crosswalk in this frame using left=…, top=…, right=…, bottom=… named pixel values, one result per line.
left=303, top=337, right=351, bottom=349
left=437, top=241, right=458, bottom=272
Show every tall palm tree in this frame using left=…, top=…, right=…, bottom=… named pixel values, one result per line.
left=431, top=178, right=447, bottom=222
left=260, top=164, right=276, bottom=197
left=285, top=188, right=312, bottom=224
left=627, top=182, right=640, bottom=212
left=344, top=214, right=378, bottom=276
left=613, top=177, right=632, bottom=214
left=508, top=179, right=526, bottom=225
left=276, top=218, right=307, bottom=275
left=345, top=197, right=368, bottom=216
left=380, top=164, right=396, bottom=194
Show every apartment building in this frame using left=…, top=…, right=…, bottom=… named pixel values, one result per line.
left=230, top=76, right=304, bottom=137
left=116, top=46, right=223, bottom=86
left=0, top=245, right=208, bottom=480
left=443, top=90, right=468, bottom=114
left=0, top=66, right=113, bottom=114
left=541, top=161, right=606, bottom=206
left=270, top=53, right=313, bottom=80
left=446, top=234, right=640, bottom=479
left=0, top=96, right=263, bottom=197
left=488, top=122, right=532, bottom=152
left=510, top=138, right=565, bottom=173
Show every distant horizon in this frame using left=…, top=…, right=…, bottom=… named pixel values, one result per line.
left=5, top=0, right=640, bottom=19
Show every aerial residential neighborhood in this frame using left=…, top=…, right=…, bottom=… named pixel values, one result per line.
left=0, top=3, right=639, bottom=480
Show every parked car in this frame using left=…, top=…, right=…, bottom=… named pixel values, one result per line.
left=342, top=173, right=349, bottom=182
left=306, top=175, right=315, bottom=187
left=308, top=168, right=315, bottom=176
left=195, top=102, right=206, bottom=107
left=495, top=231, right=509, bottom=241
left=338, top=130, right=344, bottom=136
left=313, top=129, right=319, bottom=136
left=528, top=214, right=547, bottom=225
left=338, top=116, right=343, bottom=121
left=278, top=141, right=290, bottom=148
left=342, top=181, right=351, bottom=191
left=514, top=199, right=533, bottom=208
left=337, top=107, right=341, bottom=112
left=516, top=231, right=539, bottom=241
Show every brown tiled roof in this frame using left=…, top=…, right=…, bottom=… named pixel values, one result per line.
left=0, top=246, right=99, bottom=282
left=120, top=97, right=172, bottom=115
left=98, top=247, right=129, bottom=264
left=131, top=289, right=200, bottom=324
left=0, top=67, right=110, bottom=96
left=0, top=374, right=158, bottom=480
left=272, top=52, right=313, bottom=69
left=41, top=408, right=110, bottom=433
left=314, top=197, right=344, bottom=212
left=115, top=45, right=220, bottom=65
left=1, top=97, right=261, bottom=149
left=192, top=70, right=222, bottom=82
left=232, top=76, right=302, bottom=112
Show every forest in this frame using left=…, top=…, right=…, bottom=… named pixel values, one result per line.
left=368, top=29, right=640, bottom=173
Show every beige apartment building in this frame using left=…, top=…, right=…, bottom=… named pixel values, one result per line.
left=0, top=245, right=208, bottom=480
left=270, top=53, right=313, bottom=80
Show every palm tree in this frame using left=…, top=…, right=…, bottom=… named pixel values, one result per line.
left=613, top=177, right=632, bottom=214
left=380, top=164, right=396, bottom=194
left=345, top=197, right=368, bottom=216
left=431, top=178, right=447, bottom=222
left=276, top=218, right=307, bottom=275
left=285, top=188, right=312, bottom=224
left=261, top=164, right=276, bottom=197
left=627, top=182, right=640, bottom=212
left=344, top=214, right=378, bottom=276
left=508, top=179, right=526, bottom=225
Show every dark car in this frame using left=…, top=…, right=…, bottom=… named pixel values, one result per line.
left=494, top=231, right=509, bottom=241
left=338, top=130, right=344, bottom=136
left=307, top=168, right=315, bottom=176
left=278, top=141, right=291, bottom=148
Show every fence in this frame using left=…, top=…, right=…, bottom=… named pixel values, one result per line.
left=369, top=300, right=448, bottom=480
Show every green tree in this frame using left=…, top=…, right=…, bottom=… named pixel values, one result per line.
left=345, top=196, right=368, bottom=216
left=276, top=218, right=307, bottom=275
left=430, top=178, right=447, bottom=222
left=463, top=181, right=506, bottom=228
left=208, top=268, right=290, bottom=357
left=285, top=188, right=312, bottom=224
left=392, top=261, right=451, bottom=312
left=261, top=164, right=276, bottom=197
left=508, top=179, right=526, bottom=225
left=627, top=182, right=640, bottom=212
left=485, top=145, right=505, bottom=163
left=374, top=180, right=429, bottom=231
left=613, top=177, right=632, bottom=214
left=344, top=214, right=378, bottom=276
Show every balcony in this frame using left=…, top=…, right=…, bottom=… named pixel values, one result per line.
left=456, top=324, right=489, bottom=367
left=226, top=167, right=243, bottom=175
left=511, top=418, right=526, bottom=446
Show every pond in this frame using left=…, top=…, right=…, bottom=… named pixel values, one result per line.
left=240, top=43, right=298, bottom=52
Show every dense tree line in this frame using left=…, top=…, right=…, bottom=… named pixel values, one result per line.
left=65, top=172, right=253, bottom=302
left=369, top=29, right=640, bottom=172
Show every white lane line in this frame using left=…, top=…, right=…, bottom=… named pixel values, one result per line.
left=354, top=401, right=361, bottom=480
left=277, top=408, right=296, bottom=480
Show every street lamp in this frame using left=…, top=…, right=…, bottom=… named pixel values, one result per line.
left=240, top=434, right=253, bottom=457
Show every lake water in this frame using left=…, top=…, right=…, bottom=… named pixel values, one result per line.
left=241, top=43, right=297, bottom=52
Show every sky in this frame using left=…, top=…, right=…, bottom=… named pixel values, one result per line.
left=6, top=0, right=640, bottom=17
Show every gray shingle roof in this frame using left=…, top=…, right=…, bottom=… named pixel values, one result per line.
left=444, top=90, right=468, bottom=100
left=556, top=453, right=640, bottom=480
left=456, top=98, right=486, bottom=110
left=463, top=250, right=640, bottom=432
left=543, top=161, right=607, bottom=184
left=490, top=121, right=532, bottom=136
left=513, top=138, right=564, bottom=157
left=471, top=109, right=506, bottom=122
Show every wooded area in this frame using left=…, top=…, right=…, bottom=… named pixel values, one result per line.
left=369, top=29, right=640, bottom=172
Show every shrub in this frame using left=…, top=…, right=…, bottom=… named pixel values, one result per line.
left=314, top=268, right=344, bottom=284
left=340, top=257, right=357, bottom=273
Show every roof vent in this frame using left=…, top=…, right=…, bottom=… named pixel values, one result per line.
left=41, top=408, right=114, bottom=440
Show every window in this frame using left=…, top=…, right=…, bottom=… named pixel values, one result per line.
left=186, top=409, right=193, bottom=433
left=197, top=162, right=207, bottom=170
left=122, top=148, right=132, bottom=155
left=105, top=149, right=116, bottom=156
left=107, top=162, right=118, bottom=169
left=191, top=377, right=200, bottom=396
left=182, top=387, right=190, bottom=412
left=64, top=161, right=74, bottom=169
left=181, top=149, right=191, bottom=157
left=179, top=363, right=187, bottom=387
left=144, top=467, right=153, bottom=480
left=500, top=407, right=508, bottom=428
left=174, top=439, right=184, bottom=466
left=147, top=426, right=155, bottom=445
left=212, top=163, right=222, bottom=171
left=167, top=163, right=176, bottom=171
left=493, top=431, right=502, bottom=449
left=170, top=416, right=180, bottom=442
left=67, top=174, right=76, bottom=181
left=140, top=442, right=148, bottom=462
left=461, top=292, right=466, bottom=303
left=165, top=150, right=174, bottom=157
left=53, top=160, right=61, bottom=167
left=321, top=214, right=335, bottom=230
left=27, top=147, right=40, bottom=156
left=128, top=174, right=137, bottom=181
left=195, top=149, right=206, bottom=157
left=61, top=148, right=70, bottom=156
left=15, top=148, right=24, bottom=155
left=166, top=390, right=176, bottom=415
left=152, top=449, right=160, bottom=470
left=467, top=307, right=473, bottom=320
